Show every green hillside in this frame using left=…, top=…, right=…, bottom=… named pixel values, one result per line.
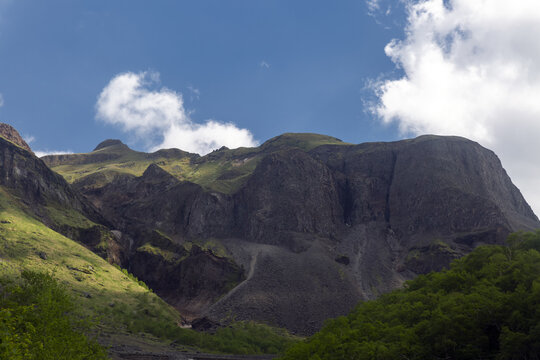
left=44, top=133, right=349, bottom=194
left=0, top=186, right=182, bottom=337
left=0, top=185, right=297, bottom=356
left=280, top=231, right=540, bottom=360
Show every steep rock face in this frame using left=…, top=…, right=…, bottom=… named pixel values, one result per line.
left=0, top=134, right=125, bottom=264
left=47, top=134, right=539, bottom=335
left=73, top=165, right=245, bottom=316
left=130, top=231, right=245, bottom=319
left=313, top=136, right=537, bottom=244
left=236, top=149, right=343, bottom=247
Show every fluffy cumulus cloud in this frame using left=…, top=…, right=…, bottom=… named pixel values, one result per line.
left=96, top=71, right=257, bottom=155
left=373, top=0, right=540, bottom=215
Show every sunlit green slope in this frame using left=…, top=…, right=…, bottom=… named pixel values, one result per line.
left=0, top=186, right=297, bottom=355
left=0, top=186, right=182, bottom=336
left=44, top=133, right=349, bottom=194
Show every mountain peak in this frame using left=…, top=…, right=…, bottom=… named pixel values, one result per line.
left=260, top=133, right=347, bottom=152
left=0, top=123, right=32, bottom=153
left=142, top=163, right=174, bottom=179
left=93, top=139, right=125, bottom=151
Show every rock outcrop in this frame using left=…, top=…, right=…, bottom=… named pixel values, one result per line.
left=0, top=130, right=126, bottom=264
left=0, top=123, right=33, bottom=153
left=44, top=133, right=540, bottom=335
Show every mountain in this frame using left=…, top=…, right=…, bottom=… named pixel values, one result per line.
left=0, top=126, right=128, bottom=264
left=43, top=133, right=540, bottom=335
left=0, top=124, right=296, bottom=356
left=0, top=125, right=185, bottom=350
left=280, top=231, right=540, bottom=360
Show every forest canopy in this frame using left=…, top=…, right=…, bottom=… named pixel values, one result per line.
left=0, top=271, right=107, bottom=359
left=280, top=231, right=540, bottom=360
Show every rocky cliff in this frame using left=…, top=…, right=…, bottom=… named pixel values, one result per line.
left=0, top=125, right=129, bottom=263
left=43, top=133, right=540, bottom=335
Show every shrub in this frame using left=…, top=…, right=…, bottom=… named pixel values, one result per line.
left=0, top=271, right=108, bottom=359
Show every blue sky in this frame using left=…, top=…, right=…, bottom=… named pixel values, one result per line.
left=0, top=0, right=404, bottom=153
left=1, top=0, right=540, bottom=215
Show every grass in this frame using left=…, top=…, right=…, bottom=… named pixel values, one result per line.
left=0, top=186, right=298, bottom=355
left=0, top=187, right=182, bottom=335
left=47, top=133, right=351, bottom=195
left=136, top=243, right=182, bottom=264
left=45, top=203, right=96, bottom=229
left=260, top=133, right=349, bottom=151
left=185, top=238, right=231, bottom=258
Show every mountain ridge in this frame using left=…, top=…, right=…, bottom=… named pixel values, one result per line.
left=0, top=124, right=297, bottom=356
left=42, top=132, right=539, bottom=335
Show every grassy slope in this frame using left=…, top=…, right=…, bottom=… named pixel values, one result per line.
left=0, top=186, right=298, bottom=355
left=0, top=187, right=182, bottom=339
left=48, top=133, right=349, bottom=194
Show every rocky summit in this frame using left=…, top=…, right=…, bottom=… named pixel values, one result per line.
left=0, top=123, right=33, bottom=153
left=39, top=133, right=539, bottom=335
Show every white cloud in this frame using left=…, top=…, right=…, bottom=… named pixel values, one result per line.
left=372, top=0, right=540, bottom=216
left=259, top=61, right=270, bottom=69
left=96, top=71, right=258, bottom=155
left=366, top=0, right=398, bottom=19
left=366, top=0, right=380, bottom=14
left=0, top=93, right=3, bottom=107
left=35, top=150, right=74, bottom=158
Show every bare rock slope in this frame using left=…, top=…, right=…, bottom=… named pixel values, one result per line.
left=44, top=133, right=540, bottom=335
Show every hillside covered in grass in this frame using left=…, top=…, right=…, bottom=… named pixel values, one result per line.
left=42, top=133, right=348, bottom=194
left=0, top=184, right=297, bottom=356
left=42, top=131, right=540, bottom=336
left=0, top=125, right=297, bottom=357
left=280, top=231, right=540, bottom=360
left=0, top=185, right=181, bottom=338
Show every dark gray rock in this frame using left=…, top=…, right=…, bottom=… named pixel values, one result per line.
left=48, top=134, right=540, bottom=335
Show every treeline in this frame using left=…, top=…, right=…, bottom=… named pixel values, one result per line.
left=280, top=231, right=540, bottom=360
left=0, top=271, right=107, bottom=359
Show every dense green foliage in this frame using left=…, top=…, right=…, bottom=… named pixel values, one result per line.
left=0, top=271, right=107, bottom=359
left=281, top=231, right=540, bottom=360
left=111, top=305, right=296, bottom=355
left=173, top=321, right=296, bottom=355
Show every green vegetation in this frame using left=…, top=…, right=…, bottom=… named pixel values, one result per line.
left=260, top=133, right=348, bottom=152
left=0, top=186, right=296, bottom=355
left=185, top=238, right=231, bottom=258
left=281, top=231, right=540, bottom=360
left=0, top=186, right=183, bottom=339
left=193, top=321, right=297, bottom=354
left=136, top=243, right=182, bottom=264
left=117, top=319, right=298, bottom=355
left=48, top=133, right=350, bottom=194
left=52, top=142, right=259, bottom=194
left=45, top=203, right=96, bottom=229
left=0, top=271, right=108, bottom=359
